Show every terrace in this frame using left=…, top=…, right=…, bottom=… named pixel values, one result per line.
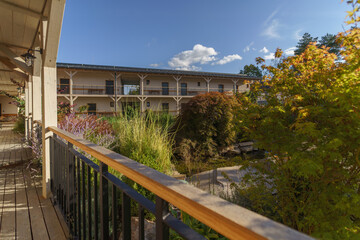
left=0, top=1, right=314, bottom=239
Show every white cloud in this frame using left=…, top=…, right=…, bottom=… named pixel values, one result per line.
left=294, top=29, right=302, bottom=40
left=243, top=41, right=254, bottom=52
left=264, top=9, right=279, bottom=25
left=284, top=47, right=296, bottom=56
left=212, top=54, right=242, bottom=65
left=168, top=44, right=217, bottom=71
left=262, top=9, right=281, bottom=38
left=150, top=63, right=160, bottom=67
left=264, top=52, right=275, bottom=60
left=263, top=19, right=280, bottom=38
left=260, top=47, right=269, bottom=54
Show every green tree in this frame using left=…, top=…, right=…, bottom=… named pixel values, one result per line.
left=295, top=33, right=341, bottom=56
left=318, top=33, right=341, bottom=56
left=294, top=32, right=318, bottom=55
left=235, top=3, right=360, bottom=238
left=175, top=92, right=239, bottom=161
left=239, top=64, right=263, bottom=77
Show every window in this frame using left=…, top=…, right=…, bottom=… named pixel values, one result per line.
left=162, top=103, right=169, bottom=112
left=110, top=102, right=114, bottom=107
left=146, top=80, right=150, bottom=85
left=106, top=80, right=114, bottom=94
left=218, top=84, right=224, bottom=93
left=162, top=82, right=169, bottom=95
left=181, top=83, right=187, bottom=96
left=197, top=82, right=201, bottom=86
left=59, top=78, right=69, bottom=94
left=87, top=103, right=96, bottom=115
left=146, top=102, right=150, bottom=107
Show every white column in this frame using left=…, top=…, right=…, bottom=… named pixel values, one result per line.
left=204, top=77, right=212, bottom=92
left=32, top=49, right=42, bottom=125
left=138, top=74, right=147, bottom=96
left=65, top=71, right=77, bottom=111
left=173, top=76, right=182, bottom=96
left=25, top=81, right=29, bottom=139
left=40, top=0, right=65, bottom=198
left=232, top=79, right=239, bottom=93
left=41, top=66, right=57, bottom=198
left=28, top=78, right=33, bottom=138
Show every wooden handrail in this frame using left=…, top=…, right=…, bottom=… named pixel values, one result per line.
left=48, top=126, right=313, bottom=240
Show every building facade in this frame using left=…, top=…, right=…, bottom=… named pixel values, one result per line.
left=57, top=63, right=258, bottom=115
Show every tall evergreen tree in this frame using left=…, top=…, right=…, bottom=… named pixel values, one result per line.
left=318, top=33, right=340, bottom=56
left=294, top=33, right=318, bottom=55
left=239, top=64, right=262, bottom=77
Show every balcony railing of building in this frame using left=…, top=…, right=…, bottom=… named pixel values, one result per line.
left=48, top=126, right=313, bottom=240
left=57, top=84, right=238, bottom=96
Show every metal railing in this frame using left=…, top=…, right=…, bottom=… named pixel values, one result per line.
left=57, top=84, right=238, bottom=97
left=49, top=126, right=313, bottom=240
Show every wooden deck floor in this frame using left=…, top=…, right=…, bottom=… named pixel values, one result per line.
left=0, top=123, right=68, bottom=240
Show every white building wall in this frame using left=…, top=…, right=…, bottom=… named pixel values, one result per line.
left=0, top=96, right=18, bottom=116
left=73, top=97, right=113, bottom=112
left=57, top=68, right=253, bottom=115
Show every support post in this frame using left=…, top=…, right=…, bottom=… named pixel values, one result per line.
left=40, top=0, right=66, bottom=198
left=41, top=66, right=58, bottom=198
left=28, top=78, right=33, bottom=138
left=65, top=71, right=77, bottom=111
left=25, top=80, right=30, bottom=140
left=138, top=74, right=147, bottom=96
left=204, top=77, right=212, bottom=92
left=138, top=97, right=148, bottom=113
left=173, top=76, right=182, bottom=96
left=32, top=48, right=42, bottom=133
left=173, top=96, right=182, bottom=115
left=232, top=79, right=239, bottom=93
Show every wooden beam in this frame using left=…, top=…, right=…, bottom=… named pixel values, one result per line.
left=42, top=0, right=65, bottom=68
left=0, top=58, right=28, bottom=79
left=0, top=44, right=32, bottom=75
left=41, top=0, right=66, bottom=198
left=0, top=42, right=29, bottom=50
left=0, top=0, right=44, bottom=19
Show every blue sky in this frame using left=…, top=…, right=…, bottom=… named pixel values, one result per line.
left=58, top=0, right=351, bottom=74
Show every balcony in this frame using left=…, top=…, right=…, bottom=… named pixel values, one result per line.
left=57, top=84, right=236, bottom=97
left=43, top=126, right=313, bottom=240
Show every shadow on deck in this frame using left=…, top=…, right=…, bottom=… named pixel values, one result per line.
left=0, top=123, right=69, bottom=240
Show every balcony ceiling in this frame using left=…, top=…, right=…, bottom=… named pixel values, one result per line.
left=0, top=0, right=48, bottom=95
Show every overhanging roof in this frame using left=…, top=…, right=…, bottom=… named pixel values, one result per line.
left=57, top=62, right=261, bottom=80
left=0, top=0, right=48, bottom=95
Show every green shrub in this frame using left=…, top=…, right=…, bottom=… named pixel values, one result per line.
left=174, top=92, right=240, bottom=164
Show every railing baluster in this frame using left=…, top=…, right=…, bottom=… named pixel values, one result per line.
left=112, top=184, right=118, bottom=240
left=139, top=206, right=145, bottom=240
left=94, top=171, right=99, bottom=240
left=122, top=192, right=131, bottom=240
left=100, top=162, right=109, bottom=240
left=50, top=135, right=54, bottom=193
left=66, top=142, right=72, bottom=226
left=70, top=150, right=76, bottom=236
left=156, top=196, right=169, bottom=240
left=87, top=165, right=92, bottom=239
left=61, top=144, right=65, bottom=212
left=76, top=157, right=81, bottom=239
left=81, top=160, right=86, bottom=239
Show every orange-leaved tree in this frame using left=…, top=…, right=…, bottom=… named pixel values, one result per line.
left=235, top=1, right=360, bottom=238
